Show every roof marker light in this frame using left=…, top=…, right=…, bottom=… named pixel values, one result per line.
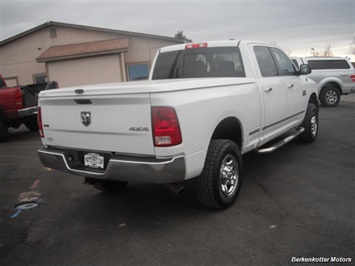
left=185, top=42, right=208, bottom=49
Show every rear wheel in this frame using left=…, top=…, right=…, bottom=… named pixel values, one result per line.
left=319, top=85, right=340, bottom=107
left=196, top=140, right=243, bottom=209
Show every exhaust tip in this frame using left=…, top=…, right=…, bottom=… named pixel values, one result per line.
left=165, top=183, right=185, bottom=195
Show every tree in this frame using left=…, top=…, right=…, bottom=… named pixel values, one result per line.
left=310, top=43, right=333, bottom=57
left=285, top=49, right=293, bottom=56
left=322, top=43, right=333, bottom=57
left=310, top=48, right=319, bottom=57
left=174, top=31, right=192, bottom=42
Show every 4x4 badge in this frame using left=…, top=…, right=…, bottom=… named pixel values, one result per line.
left=81, top=112, right=91, bottom=126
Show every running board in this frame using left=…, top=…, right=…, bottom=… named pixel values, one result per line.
left=256, top=127, right=305, bottom=154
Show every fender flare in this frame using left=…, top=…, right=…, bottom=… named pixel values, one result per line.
left=318, top=78, right=343, bottom=94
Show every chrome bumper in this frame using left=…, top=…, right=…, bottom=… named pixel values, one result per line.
left=38, top=147, right=186, bottom=183
left=18, top=106, right=37, bottom=118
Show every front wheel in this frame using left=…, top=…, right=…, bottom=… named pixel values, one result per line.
left=299, top=103, right=319, bottom=143
left=196, top=140, right=243, bottom=209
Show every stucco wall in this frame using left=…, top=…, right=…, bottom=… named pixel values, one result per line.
left=0, top=23, right=182, bottom=87
left=0, top=29, right=49, bottom=84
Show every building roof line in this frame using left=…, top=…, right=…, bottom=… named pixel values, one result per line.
left=36, top=38, right=130, bottom=63
left=0, top=21, right=185, bottom=46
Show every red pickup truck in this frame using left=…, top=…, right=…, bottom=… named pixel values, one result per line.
left=0, top=74, right=58, bottom=142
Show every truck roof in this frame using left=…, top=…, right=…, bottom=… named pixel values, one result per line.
left=159, top=40, right=275, bottom=53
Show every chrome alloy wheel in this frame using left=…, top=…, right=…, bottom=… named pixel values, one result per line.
left=220, top=154, right=239, bottom=198
left=311, top=115, right=318, bottom=138
left=325, top=90, right=338, bottom=105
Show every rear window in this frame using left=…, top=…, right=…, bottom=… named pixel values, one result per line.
left=152, top=47, right=245, bottom=79
left=308, top=60, right=350, bottom=70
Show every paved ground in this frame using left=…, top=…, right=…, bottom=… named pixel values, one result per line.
left=1, top=95, right=354, bottom=266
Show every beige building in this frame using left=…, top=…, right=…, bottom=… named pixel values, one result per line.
left=0, top=21, right=184, bottom=87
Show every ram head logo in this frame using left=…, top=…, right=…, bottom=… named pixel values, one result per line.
left=81, top=112, right=91, bottom=127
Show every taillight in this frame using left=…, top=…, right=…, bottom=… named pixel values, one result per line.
left=14, top=90, right=23, bottom=106
left=37, top=107, right=44, bottom=138
left=351, top=74, right=355, bottom=82
left=152, top=107, right=182, bottom=147
left=185, top=42, right=208, bottom=49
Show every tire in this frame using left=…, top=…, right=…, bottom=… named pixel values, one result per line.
left=319, top=85, right=340, bottom=107
left=299, top=103, right=319, bottom=143
left=196, top=140, right=243, bottom=209
left=90, top=179, right=128, bottom=192
left=24, top=117, right=39, bottom=131
left=0, top=119, right=9, bottom=142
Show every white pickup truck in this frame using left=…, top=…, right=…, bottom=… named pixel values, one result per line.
left=38, top=40, right=319, bottom=209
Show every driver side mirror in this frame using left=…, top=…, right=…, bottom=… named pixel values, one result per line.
left=299, top=64, right=311, bottom=75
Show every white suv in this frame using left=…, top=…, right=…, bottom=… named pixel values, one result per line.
left=291, top=57, right=355, bottom=107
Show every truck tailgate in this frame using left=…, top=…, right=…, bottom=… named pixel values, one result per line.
left=39, top=87, right=154, bottom=156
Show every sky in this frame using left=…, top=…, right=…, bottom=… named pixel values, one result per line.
left=0, top=0, right=354, bottom=60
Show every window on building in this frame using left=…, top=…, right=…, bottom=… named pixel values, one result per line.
left=127, top=63, right=149, bottom=81
left=33, top=74, right=48, bottom=84
left=50, top=28, right=57, bottom=39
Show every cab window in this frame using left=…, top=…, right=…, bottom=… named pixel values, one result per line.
left=254, top=46, right=279, bottom=77
left=272, top=48, right=297, bottom=76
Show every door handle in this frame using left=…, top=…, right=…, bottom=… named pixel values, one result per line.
left=264, top=87, right=273, bottom=92
left=288, top=84, right=294, bottom=89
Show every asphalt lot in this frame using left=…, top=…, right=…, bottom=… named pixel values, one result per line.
left=1, top=94, right=354, bottom=266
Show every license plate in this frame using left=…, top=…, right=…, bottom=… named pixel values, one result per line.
left=84, top=153, right=104, bottom=169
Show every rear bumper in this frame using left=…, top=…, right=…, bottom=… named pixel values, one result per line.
left=18, top=106, right=37, bottom=118
left=341, top=84, right=355, bottom=94
left=38, top=147, right=186, bottom=184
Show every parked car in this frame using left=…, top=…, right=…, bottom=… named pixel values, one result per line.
left=0, top=74, right=58, bottom=142
left=291, top=57, right=355, bottom=107
left=37, top=40, right=318, bottom=209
